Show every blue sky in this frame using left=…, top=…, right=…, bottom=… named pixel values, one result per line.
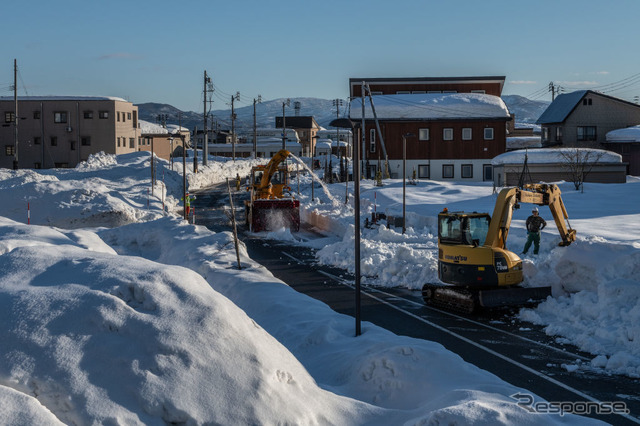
left=3, top=0, right=640, bottom=112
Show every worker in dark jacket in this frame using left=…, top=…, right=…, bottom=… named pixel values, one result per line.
left=522, top=207, right=547, bottom=255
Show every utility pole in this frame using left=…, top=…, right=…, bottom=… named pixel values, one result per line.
left=361, top=82, right=366, bottom=180
left=231, top=92, right=240, bottom=161
left=253, top=95, right=261, bottom=159
left=281, top=99, right=290, bottom=150
left=203, top=71, right=212, bottom=167
left=549, top=82, right=563, bottom=101
left=13, top=59, right=18, bottom=170
left=333, top=98, right=343, bottom=165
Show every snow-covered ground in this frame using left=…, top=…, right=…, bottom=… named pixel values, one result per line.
left=285, top=156, right=640, bottom=381
left=0, top=150, right=631, bottom=424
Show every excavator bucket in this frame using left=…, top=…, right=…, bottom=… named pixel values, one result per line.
left=478, top=286, right=551, bottom=309
left=250, top=199, right=300, bottom=232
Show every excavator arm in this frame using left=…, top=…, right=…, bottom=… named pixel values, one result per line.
left=485, top=184, right=576, bottom=249
left=258, top=149, right=291, bottom=190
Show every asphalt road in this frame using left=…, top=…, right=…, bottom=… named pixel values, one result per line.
left=192, top=184, right=640, bottom=426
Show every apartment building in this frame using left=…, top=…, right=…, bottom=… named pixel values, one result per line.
left=348, top=76, right=511, bottom=181
left=0, top=96, right=139, bottom=169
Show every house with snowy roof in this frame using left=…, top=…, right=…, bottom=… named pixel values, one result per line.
left=536, top=90, right=640, bottom=149
left=348, top=76, right=511, bottom=182
left=0, top=96, right=140, bottom=169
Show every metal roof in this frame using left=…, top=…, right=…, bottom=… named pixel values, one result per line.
left=536, top=90, right=587, bottom=124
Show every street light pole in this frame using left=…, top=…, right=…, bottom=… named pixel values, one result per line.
left=402, top=133, right=415, bottom=234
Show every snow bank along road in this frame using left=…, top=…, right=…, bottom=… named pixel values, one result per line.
left=192, top=184, right=640, bottom=426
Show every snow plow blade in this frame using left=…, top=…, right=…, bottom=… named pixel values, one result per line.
left=478, top=286, right=551, bottom=308
left=248, top=199, right=300, bottom=232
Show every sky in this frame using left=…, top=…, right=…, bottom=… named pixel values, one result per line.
left=3, top=0, right=640, bottom=112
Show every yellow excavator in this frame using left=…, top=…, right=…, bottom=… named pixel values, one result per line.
left=245, top=149, right=300, bottom=232
left=422, top=183, right=576, bottom=313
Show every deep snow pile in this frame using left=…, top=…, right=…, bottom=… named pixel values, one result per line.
left=0, top=151, right=601, bottom=424
left=288, top=169, right=640, bottom=379
left=0, top=217, right=377, bottom=425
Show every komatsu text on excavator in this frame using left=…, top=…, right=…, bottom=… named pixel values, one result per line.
left=422, top=183, right=576, bottom=313
left=245, top=149, right=300, bottom=232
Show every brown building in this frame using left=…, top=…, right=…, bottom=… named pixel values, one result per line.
left=348, top=76, right=511, bottom=181
left=137, top=120, right=190, bottom=161
left=275, top=116, right=320, bottom=157
left=1, top=96, right=138, bottom=169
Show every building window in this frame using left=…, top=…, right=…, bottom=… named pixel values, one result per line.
left=34, top=162, right=41, bottom=169
left=542, top=127, right=549, bottom=142
left=84, top=111, right=93, bottom=119
left=5, top=112, right=14, bottom=123
left=418, top=164, right=430, bottom=179
left=462, top=128, right=472, bottom=140
left=369, top=129, right=376, bottom=152
left=582, top=98, right=593, bottom=106
left=117, top=137, right=121, bottom=147
left=483, top=164, right=493, bottom=181
left=484, top=127, right=494, bottom=140
left=442, top=164, right=454, bottom=179
left=471, top=90, right=486, bottom=94
left=577, top=126, right=597, bottom=141
left=129, top=138, right=135, bottom=148
left=81, top=136, right=91, bottom=146
left=99, top=111, right=109, bottom=119
left=33, top=111, right=41, bottom=119
left=127, top=112, right=132, bottom=120
left=555, top=127, right=563, bottom=142
left=419, top=128, right=430, bottom=141
left=34, top=137, right=41, bottom=145
left=461, top=164, right=473, bottom=178
left=51, top=136, right=57, bottom=146
left=5, top=145, right=15, bottom=156
left=70, top=141, right=76, bottom=151
left=443, top=128, right=453, bottom=141
left=54, top=112, right=68, bottom=123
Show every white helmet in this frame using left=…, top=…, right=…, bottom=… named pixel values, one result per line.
left=532, top=207, right=539, bottom=213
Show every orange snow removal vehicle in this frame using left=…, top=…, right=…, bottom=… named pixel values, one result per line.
left=245, top=149, right=300, bottom=232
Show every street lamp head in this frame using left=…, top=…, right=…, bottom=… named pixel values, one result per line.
left=329, top=118, right=355, bottom=129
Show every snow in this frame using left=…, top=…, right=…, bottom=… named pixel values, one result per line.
left=350, top=93, right=511, bottom=120
left=0, top=150, right=628, bottom=424
left=278, top=162, right=640, bottom=380
left=492, top=148, right=623, bottom=165
left=606, top=125, right=640, bottom=143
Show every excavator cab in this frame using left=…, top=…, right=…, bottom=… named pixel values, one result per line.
left=439, top=213, right=490, bottom=247
left=437, top=211, right=523, bottom=289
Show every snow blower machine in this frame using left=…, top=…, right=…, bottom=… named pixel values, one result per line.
left=422, top=183, right=577, bottom=313
left=245, top=149, right=300, bottom=232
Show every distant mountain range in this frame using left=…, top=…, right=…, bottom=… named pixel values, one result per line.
left=137, top=95, right=549, bottom=132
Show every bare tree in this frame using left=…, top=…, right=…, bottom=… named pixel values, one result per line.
left=558, top=148, right=606, bottom=190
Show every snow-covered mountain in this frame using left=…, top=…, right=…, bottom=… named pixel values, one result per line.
left=502, top=95, right=550, bottom=124
left=137, top=95, right=549, bottom=132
